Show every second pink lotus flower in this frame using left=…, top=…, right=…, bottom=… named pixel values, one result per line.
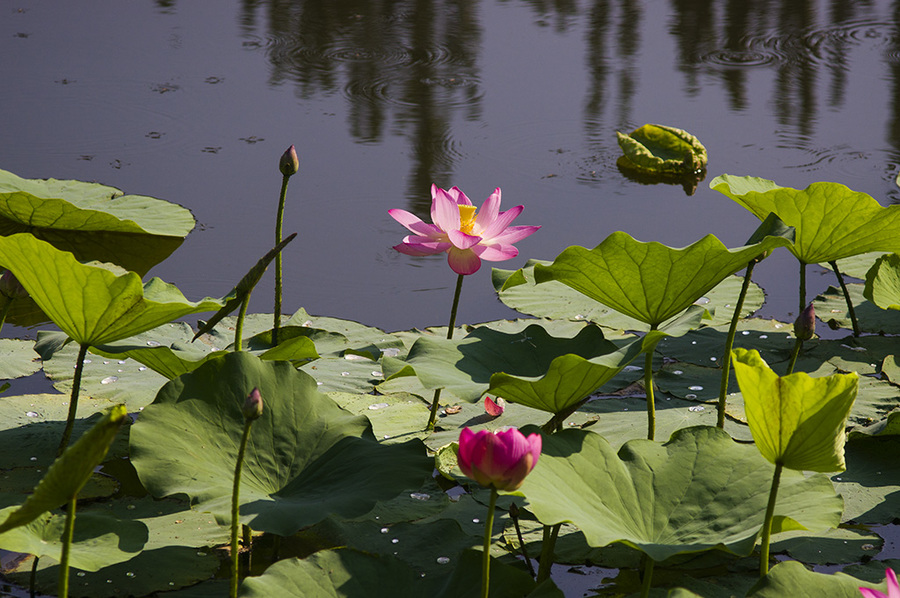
left=389, top=185, right=540, bottom=275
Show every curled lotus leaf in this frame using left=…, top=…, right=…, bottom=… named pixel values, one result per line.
left=615, top=124, right=708, bottom=174
left=864, top=253, right=900, bottom=311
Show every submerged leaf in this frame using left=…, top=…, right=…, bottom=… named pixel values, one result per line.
left=731, top=348, right=857, bottom=472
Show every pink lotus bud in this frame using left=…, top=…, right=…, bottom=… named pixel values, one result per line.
left=279, top=145, right=299, bottom=177
left=457, top=427, right=541, bottom=491
left=0, top=270, right=26, bottom=300
left=794, top=303, right=816, bottom=341
left=484, top=396, right=505, bottom=417
left=242, top=387, right=263, bottom=421
left=859, top=567, right=900, bottom=598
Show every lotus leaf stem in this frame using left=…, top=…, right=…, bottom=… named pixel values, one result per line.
left=536, top=523, right=561, bottom=584
left=233, top=293, right=251, bottom=352
left=58, top=343, right=90, bottom=456
left=718, top=262, right=756, bottom=428
left=645, top=324, right=659, bottom=441
left=480, top=488, right=499, bottom=598
left=830, top=260, right=860, bottom=337
left=242, top=524, right=252, bottom=572
left=231, top=418, right=254, bottom=598
left=30, top=555, right=38, bottom=598
left=273, top=174, right=290, bottom=346
left=509, top=502, right=536, bottom=578
left=58, top=495, right=77, bottom=598
left=798, top=261, right=807, bottom=315
left=640, top=555, right=655, bottom=598
left=426, top=274, right=465, bottom=431
left=759, top=462, right=783, bottom=577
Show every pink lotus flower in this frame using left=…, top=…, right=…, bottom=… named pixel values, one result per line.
left=861, top=569, right=900, bottom=598
left=389, top=185, right=540, bottom=275
left=457, top=427, right=541, bottom=491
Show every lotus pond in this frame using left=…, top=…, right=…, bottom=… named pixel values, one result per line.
left=4, top=1, right=900, bottom=597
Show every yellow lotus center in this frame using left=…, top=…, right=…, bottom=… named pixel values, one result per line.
left=458, top=205, right=477, bottom=234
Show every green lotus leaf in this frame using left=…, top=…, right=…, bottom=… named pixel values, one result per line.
left=130, top=352, right=431, bottom=536
left=0, top=507, right=147, bottom=571
left=238, top=548, right=555, bottom=598
left=833, top=436, right=900, bottom=524
left=0, top=234, right=223, bottom=346
left=747, top=560, right=881, bottom=597
left=382, top=323, right=625, bottom=403
left=514, top=426, right=843, bottom=563
left=486, top=333, right=652, bottom=415
left=864, top=253, right=900, bottom=311
left=731, top=348, right=857, bottom=472
left=0, top=404, right=127, bottom=534
left=0, top=168, right=194, bottom=274
left=813, top=283, right=900, bottom=335
left=0, top=338, right=41, bottom=379
left=710, top=174, right=900, bottom=263
left=533, top=231, right=788, bottom=327
left=615, top=124, right=708, bottom=174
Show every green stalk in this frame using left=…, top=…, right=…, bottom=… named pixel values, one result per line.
left=536, top=523, right=561, bottom=584
left=273, top=174, right=290, bottom=346
left=509, top=502, right=536, bottom=578
left=233, top=293, right=252, bottom=352
left=830, top=260, right=860, bottom=337
left=0, top=298, right=12, bottom=336
left=30, top=555, right=38, bottom=598
left=242, top=524, right=252, bottom=572
left=786, top=338, right=802, bottom=375
left=644, top=324, right=659, bottom=441
left=58, top=343, right=90, bottom=456
left=426, top=274, right=466, bottom=431
left=231, top=419, right=254, bottom=598
left=798, top=261, right=807, bottom=315
left=640, top=555, right=655, bottom=598
left=759, top=462, right=784, bottom=577
left=718, top=262, right=756, bottom=428
left=481, top=488, right=499, bottom=598
left=58, top=496, right=77, bottom=598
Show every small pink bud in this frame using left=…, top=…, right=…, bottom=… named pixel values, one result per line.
left=794, top=303, right=816, bottom=341
left=279, top=145, right=299, bottom=177
left=0, top=270, right=26, bottom=300
left=484, top=396, right=505, bottom=417
left=242, top=387, right=263, bottom=421
left=457, top=427, right=541, bottom=491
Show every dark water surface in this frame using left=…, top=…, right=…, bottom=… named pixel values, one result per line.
left=3, top=0, right=900, bottom=333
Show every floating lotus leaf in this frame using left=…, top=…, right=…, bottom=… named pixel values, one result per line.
left=0, top=405, right=126, bottom=534
left=746, top=560, right=881, bottom=597
left=514, top=426, right=842, bottom=563
left=615, top=124, right=708, bottom=174
left=382, top=323, right=627, bottom=403
left=238, top=548, right=557, bottom=598
left=833, top=437, right=900, bottom=524
left=0, top=338, right=41, bottom=379
left=0, top=507, right=147, bottom=571
left=130, top=352, right=431, bottom=536
left=769, top=527, right=883, bottom=565
left=711, top=175, right=900, bottom=263
left=731, top=348, right=857, bottom=472
left=0, top=168, right=194, bottom=275
left=533, top=231, right=789, bottom=327
left=0, top=234, right=223, bottom=346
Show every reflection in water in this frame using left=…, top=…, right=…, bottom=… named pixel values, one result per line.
left=238, top=0, right=481, bottom=213
left=232, top=0, right=899, bottom=202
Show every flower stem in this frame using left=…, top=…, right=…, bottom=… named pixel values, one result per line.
left=234, top=293, right=251, bottom=352
left=58, top=495, right=77, bottom=598
left=786, top=338, right=802, bottom=375
left=273, top=175, right=290, bottom=346
left=644, top=324, right=658, bottom=441
left=759, top=462, right=783, bottom=577
left=425, top=274, right=466, bottom=431
left=231, top=419, right=254, bottom=598
left=481, top=488, right=499, bottom=598
left=508, top=502, right=536, bottom=578
left=830, top=260, right=860, bottom=337
left=58, top=343, right=90, bottom=456
left=718, top=262, right=756, bottom=428
left=640, top=555, right=655, bottom=598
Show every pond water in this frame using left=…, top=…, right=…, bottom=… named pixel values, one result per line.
left=4, top=0, right=900, bottom=335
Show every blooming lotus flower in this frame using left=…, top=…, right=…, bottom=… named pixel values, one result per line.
left=457, top=427, right=541, bottom=491
left=389, top=185, right=540, bottom=275
left=860, top=569, right=900, bottom=598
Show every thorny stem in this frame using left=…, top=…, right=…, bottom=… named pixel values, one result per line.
left=58, top=343, right=90, bottom=456
left=830, top=260, right=860, bottom=337
left=273, top=174, right=290, bottom=346
left=718, top=262, right=756, bottom=428
left=425, top=274, right=466, bottom=431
